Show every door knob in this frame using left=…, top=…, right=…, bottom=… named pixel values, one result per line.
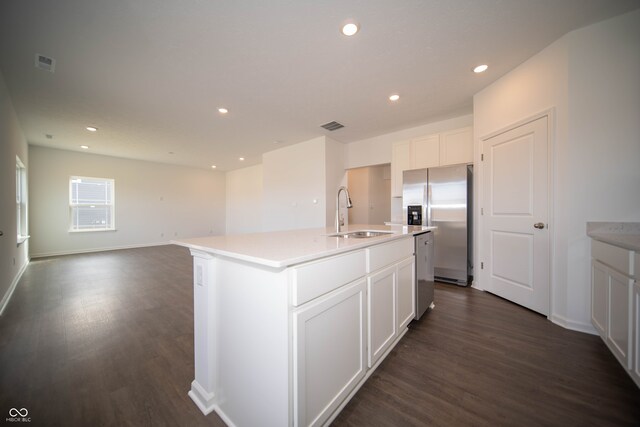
left=534, top=223, right=545, bottom=229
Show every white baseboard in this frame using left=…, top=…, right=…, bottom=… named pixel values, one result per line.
left=550, top=313, right=598, bottom=335
left=30, top=241, right=172, bottom=259
left=0, top=258, right=29, bottom=316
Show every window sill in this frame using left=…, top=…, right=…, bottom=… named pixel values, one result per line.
left=17, top=235, right=30, bottom=245
left=69, top=228, right=117, bottom=233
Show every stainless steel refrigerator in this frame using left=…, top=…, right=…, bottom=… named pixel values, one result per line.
left=403, top=164, right=472, bottom=285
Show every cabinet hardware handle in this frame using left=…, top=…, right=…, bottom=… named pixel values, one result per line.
left=533, top=223, right=545, bottom=229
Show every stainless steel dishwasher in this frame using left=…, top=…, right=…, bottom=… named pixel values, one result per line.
left=415, top=231, right=434, bottom=320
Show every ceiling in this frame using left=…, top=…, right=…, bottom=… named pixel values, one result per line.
left=1, top=1, right=638, bottom=171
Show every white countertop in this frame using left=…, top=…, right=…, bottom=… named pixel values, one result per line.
left=173, top=224, right=434, bottom=268
left=587, top=222, right=640, bottom=252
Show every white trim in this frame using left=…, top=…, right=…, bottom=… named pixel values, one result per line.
left=188, top=380, right=217, bottom=417
left=550, top=313, right=598, bottom=335
left=30, top=241, right=171, bottom=259
left=0, top=258, right=29, bottom=316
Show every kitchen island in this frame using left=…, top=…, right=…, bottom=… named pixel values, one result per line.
left=174, top=224, right=433, bottom=426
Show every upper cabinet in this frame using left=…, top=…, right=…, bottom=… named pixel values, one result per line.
left=440, top=127, right=474, bottom=165
left=391, top=126, right=473, bottom=197
left=412, top=134, right=440, bottom=169
left=391, top=141, right=411, bottom=198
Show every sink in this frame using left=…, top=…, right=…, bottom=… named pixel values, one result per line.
left=328, top=230, right=395, bottom=239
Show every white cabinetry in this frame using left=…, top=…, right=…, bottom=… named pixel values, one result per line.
left=397, top=256, right=416, bottom=331
left=590, top=239, right=638, bottom=386
left=365, top=238, right=414, bottom=368
left=293, top=279, right=367, bottom=427
left=412, top=135, right=440, bottom=169
left=390, top=126, right=473, bottom=197
left=367, top=265, right=396, bottom=367
left=440, top=127, right=474, bottom=165
left=591, top=260, right=608, bottom=336
left=293, top=235, right=416, bottom=425
left=391, top=141, right=411, bottom=198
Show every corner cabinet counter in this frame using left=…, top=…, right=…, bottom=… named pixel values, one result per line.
left=588, top=222, right=640, bottom=388
left=174, top=224, right=433, bottom=426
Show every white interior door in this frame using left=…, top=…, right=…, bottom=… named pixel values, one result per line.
left=481, top=116, right=550, bottom=315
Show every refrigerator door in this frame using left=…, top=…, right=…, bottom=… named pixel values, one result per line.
left=402, top=169, right=427, bottom=225
left=428, top=165, right=469, bottom=284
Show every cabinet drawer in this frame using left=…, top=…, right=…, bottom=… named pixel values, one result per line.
left=592, top=240, right=633, bottom=276
left=366, top=237, right=414, bottom=273
left=291, top=250, right=366, bottom=306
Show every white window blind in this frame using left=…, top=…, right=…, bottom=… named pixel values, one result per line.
left=69, top=176, right=115, bottom=231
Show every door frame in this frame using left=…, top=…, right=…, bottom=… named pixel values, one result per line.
left=474, top=108, right=555, bottom=319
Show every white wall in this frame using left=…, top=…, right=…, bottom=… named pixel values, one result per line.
left=262, top=137, right=326, bottom=232
left=344, top=114, right=474, bottom=169
left=473, top=9, right=640, bottom=332
left=29, top=146, right=226, bottom=257
left=325, top=137, right=346, bottom=227
left=226, top=164, right=263, bottom=235
left=0, top=71, right=29, bottom=314
left=261, top=136, right=345, bottom=232
left=347, top=165, right=391, bottom=225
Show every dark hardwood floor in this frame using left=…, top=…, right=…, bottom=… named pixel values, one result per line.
left=1, top=245, right=638, bottom=426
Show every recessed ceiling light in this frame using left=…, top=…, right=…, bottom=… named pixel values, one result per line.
left=389, top=94, right=400, bottom=102
left=80, top=145, right=89, bottom=149
left=218, top=107, right=228, bottom=114
left=473, top=64, right=488, bottom=73
left=86, top=126, right=98, bottom=132
left=341, top=22, right=359, bottom=36
left=239, top=157, right=245, bottom=161
left=211, top=165, right=217, bottom=169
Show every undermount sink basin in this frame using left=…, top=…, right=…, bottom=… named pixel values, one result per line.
left=328, top=230, right=395, bottom=239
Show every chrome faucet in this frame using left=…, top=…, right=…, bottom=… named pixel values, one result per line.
left=335, top=186, right=353, bottom=233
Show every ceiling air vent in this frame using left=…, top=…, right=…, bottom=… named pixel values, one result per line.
left=320, top=121, right=344, bottom=131
left=34, top=54, right=55, bottom=73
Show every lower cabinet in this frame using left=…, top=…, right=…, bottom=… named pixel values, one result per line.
left=292, top=238, right=418, bottom=425
left=293, top=279, right=367, bottom=427
left=367, top=256, right=415, bottom=368
left=397, top=256, right=416, bottom=331
left=590, top=239, right=638, bottom=387
left=367, top=265, right=397, bottom=368
left=591, top=260, right=609, bottom=336
left=608, top=268, right=633, bottom=369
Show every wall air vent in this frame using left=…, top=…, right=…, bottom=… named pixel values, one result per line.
left=34, top=54, right=55, bottom=73
left=320, top=121, right=344, bottom=131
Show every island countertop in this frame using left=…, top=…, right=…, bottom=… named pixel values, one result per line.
left=173, top=224, right=434, bottom=268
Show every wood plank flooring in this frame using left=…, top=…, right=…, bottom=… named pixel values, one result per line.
left=1, top=245, right=638, bottom=426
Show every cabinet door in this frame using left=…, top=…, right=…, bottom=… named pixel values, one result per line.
left=633, top=280, right=640, bottom=386
left=396, top=256, right=415, bottom=331
left=367, top=265, right=397, bottom=367
left=607, top=268, right=633, bottom=369
left=591, top=260, right=608, bottom=338
left=293, top=279, right=366, bottom=427
left=412, top=134, right=440, bottom=169
left=391, top=141, right=411, bottom=197
left=440, top=127, right=473, bottom=165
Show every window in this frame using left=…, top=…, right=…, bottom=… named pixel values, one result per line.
left=16, top=157, right=28, bottom=243
left=69, top=176, right=115, bottom=232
